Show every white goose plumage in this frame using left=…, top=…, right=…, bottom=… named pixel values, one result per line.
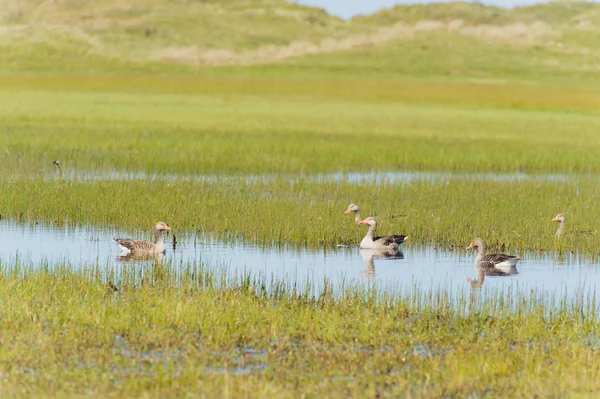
left=358, top=217, right=407, bottom=250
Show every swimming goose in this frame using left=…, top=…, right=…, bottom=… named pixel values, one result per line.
left=359, top=217, right=407, bottom=250
left=344, top=203, right=362, bottom=224
left=551, top=213, right=595, bottom=237
left=114, top=222, right=171, bottom=255
left=467, top=238, right=519, bottom=270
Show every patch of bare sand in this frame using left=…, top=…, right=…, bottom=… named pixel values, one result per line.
left=152, top=20, right=556, bottom=66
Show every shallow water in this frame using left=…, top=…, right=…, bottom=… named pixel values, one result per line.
left=42, top=169, right=577, bottom=184
left=1, top=220, right=598, bottom=302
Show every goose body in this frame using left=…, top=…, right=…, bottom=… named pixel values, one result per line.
left=114, top=222, right=171, bottom=255
left=467, top=238, right=520, bottom=270
left=466, top=238, right=519, bottom=287
left=359, top=217, right=407, bottom=250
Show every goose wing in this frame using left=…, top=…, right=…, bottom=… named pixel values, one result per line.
left=480, top=253, right=519, bottom=269
left=114, top=238, right=154, bottom=252
left=373, top=235, right=407, bottom=246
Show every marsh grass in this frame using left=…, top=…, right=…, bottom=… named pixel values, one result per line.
left=2, top=75, right=600, bottom=176
left=0, top=261, right=598, bottom=397
left=0, top=176, right=599, bottom=254
left=2, top=71, right=600, bottom=257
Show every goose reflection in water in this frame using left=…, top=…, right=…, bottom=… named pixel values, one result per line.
left=116, top=252, right=165, bottom=265
left=359, top=248, right=404, bottom=279
left=467, top=264, right=518, bottom=288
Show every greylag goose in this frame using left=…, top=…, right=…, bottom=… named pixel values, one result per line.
left=467, top=238, right=519, bottom=270
left=344, top=203, right=362, bottom=224
left=551, top=213, right=566, bottom=237
left=551, top=213, right=595, bottom=237
left=358, top=217, right=407, bottom=250
left=114, top=222, right=171, bottom=255
left=466, top=238, right=519, bottom=287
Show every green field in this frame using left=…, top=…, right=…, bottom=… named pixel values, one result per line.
left=2, top=0, right=600, bottom=397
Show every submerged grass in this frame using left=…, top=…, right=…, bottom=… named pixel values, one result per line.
left=0, top=262, right=598, bottom=397
left=1, top=176, right=599, bottom=254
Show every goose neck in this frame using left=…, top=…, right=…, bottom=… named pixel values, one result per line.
left=556, top=220, right=565, bottom=236
left=354, top=211, right=362, bottom=224
left=154, top=229, right=164, bottom=244
left=365, top=224, right=376, bottom=240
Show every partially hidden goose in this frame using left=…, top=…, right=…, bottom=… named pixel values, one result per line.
left=551, top=213, right=595, bottom=237
left=466, top=238, right=519, bottom=287
left=114, top=222, right=172, bottom=255
left=358, top=217, right=407, bottom=250
left=344, top=203, right=362, bottom=224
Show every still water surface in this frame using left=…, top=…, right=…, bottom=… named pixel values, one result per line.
left=43, top=169, right=577, bottom=184
left=1, top=220, right=598, bottom=301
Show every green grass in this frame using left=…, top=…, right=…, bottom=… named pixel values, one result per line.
left=1, top=176, right=599, bottom=255
left=2, top=74, right=600, bottom=176
left=4, top=1, right=600, bottom=81
left=0, top=263, right=598, bottom=397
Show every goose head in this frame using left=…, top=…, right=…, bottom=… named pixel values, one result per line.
left=344, top=203, right=360, bottom=214
left=359, top=217, right=377, bottom=227
left=467, top=238, right=486, bottom=254
left=155, top=222, right=172, bottom=231
left=551, top=213, right=565, bottom=224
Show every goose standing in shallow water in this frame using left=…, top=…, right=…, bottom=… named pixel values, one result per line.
left=358, top=217, right=407, bottom=250
left=114, top=222, right=172, bottom=255
left=344, top=203, right=362, bottom=224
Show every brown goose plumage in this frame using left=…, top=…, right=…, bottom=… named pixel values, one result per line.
left=467, top=238, right=519, bottom=270
left=466, top=238, right=519, bottom=287
left=114, top=222, right=171, bottom=255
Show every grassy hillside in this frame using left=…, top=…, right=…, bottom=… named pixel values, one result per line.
left=2, top=0, right=600, bottom=79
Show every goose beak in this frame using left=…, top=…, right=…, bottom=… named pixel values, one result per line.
left=466, top=242, right=473, bottom=250
left=164, top=225, right=172, bottom=230
left=551, top=217, right=559, bottom=222
left=344, top=208, right=352, bottom=214
left=359, top=219, right=368, bottom=225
